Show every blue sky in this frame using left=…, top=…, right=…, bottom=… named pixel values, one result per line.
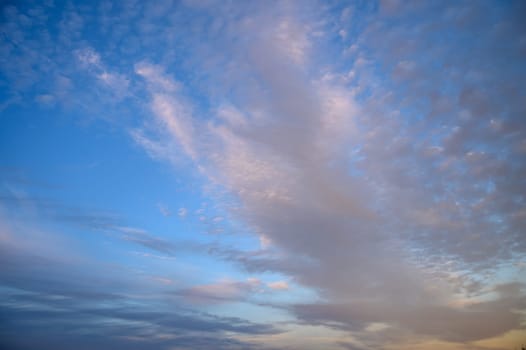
left=1, top=0, right=526, bottom=349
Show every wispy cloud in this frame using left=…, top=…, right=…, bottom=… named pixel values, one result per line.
left=157, top=203, right=171, bottom=217
left=116, top=226, right=176, bottom=255
left=0, top=189, right=176, bottom=256
left=175, top=278, right=262, bottom=304
left=135, top=62, right=198, bottom=161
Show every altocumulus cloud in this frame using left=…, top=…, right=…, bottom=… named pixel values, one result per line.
left=1, top=1, right=525, bottom=350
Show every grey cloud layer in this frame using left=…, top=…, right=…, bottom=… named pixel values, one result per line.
left=0, top=221, right=280, bottom=350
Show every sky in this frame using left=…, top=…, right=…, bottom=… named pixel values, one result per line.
left=0, top=0, right=525, bottom=349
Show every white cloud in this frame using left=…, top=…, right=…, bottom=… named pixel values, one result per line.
left=177, top=207, right=187, bottom=218
left=135, top=62, right=178, bottom=93
left=157, top=203, right=171, bottom=217
left=136, top=63, right=197, bottom=161
left=274, top=18, right=311, bottom=65
left=97, top=71, right=130, bottom=99
left=75, top=47, right=101, bottom=67
left=129, top=129, right=180, bottom=164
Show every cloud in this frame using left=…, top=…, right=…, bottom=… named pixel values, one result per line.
left=116, top=226, right=176, bottom=255
left=76, top=47, right=130, bottom=101
left=97, top=71, right=130, bottom=99
left=273, top=18, right=312, bottom=66
left=2, top=1, right=525, bottom=349
left=76, top=47, right=101, bottom=67
left=259, top=235, right=272, bottom=249
left=0, top=188, right=176, bottom=256
left=178, top=207, right=187, bottom=218
left=126, top=1, right=526, bottom=347
left=292, top=287, right=526, bottom=342
left=35, top=93, right=56, bottom=106
left=135, top=62, right=198, bottom=161
left=175, top=278, right=262, bottom=304
left=157, top=203, right=171, bottom=217
left=267, top=281, right=289, bottom=291
left=0, top=290, right=280, bottom=350
left=129, top=129, right=182, bottom=164
left=0, top=213, right=280, bottom=350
